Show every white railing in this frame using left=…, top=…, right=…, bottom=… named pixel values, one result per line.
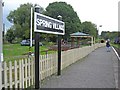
left=0, top=43, right=105, bottom=89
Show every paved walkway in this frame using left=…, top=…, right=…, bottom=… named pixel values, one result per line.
left=41, top=46, right=118, bottom=88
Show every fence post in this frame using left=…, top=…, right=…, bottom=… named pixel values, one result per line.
left=25, top=59, right=28, bottom=88
left=9, top=61, right=12, bottom=88
left=4, top=62, right=7, bottom=88
left=21, top=59, right=24, bottom=88
left=14, top=60, right=18, bottom=88
left=31, top=59, right=34, bottom=86
left=28, top=58, right=31, bottom=87
left=19, top=60, right=22, bottom=88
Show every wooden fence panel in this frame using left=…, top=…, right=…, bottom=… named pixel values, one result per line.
left=0, top=43, right=105, bottom=88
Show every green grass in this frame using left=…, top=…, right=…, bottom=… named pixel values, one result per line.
left=3, top=44, right=55, bottom=62
left=111, top=43, right=120, bottom=49
left=3, top=42, right=92, bottom=62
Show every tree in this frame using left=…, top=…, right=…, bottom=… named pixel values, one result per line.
left=44, top=2, right=82, bottom=40
left=6, top=27, right=15, bottom=43
left=101, top=31, right=118, bottom=40
left=7, top=3, right=44, bottom=40
left=81, top=21, right=97, bottom=38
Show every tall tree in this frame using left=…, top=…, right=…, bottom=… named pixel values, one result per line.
left=6, top=27, right=15, bottom=43
left=81, top=21, right=97, bottom=38
left=44, top=2, right=82, bottom=40
left=7, top=3, right=44, bottom=40
left=101, top=31, right=118, bottom=40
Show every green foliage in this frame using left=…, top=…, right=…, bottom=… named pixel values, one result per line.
left=43, top=41, right=55, bottom=47
left=7, top=3, right=32, bottom=39
left=112, top=43, right=120, bottom=49
left=6, top=27, right=15, bottom=43
left=81, top=21, right=97, bottom=38
left=7, top=3, right=44, bottom=40
left=44, top=2, right=82, bottom=40
left=7, top=2, right=99, bottom=42
left=101, top=31, right=119, bottom=40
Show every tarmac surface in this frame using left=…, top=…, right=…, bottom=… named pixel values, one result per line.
left=41, top=46, right=118, bottom=88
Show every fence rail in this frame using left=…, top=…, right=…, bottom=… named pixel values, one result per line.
left=0, top=43, right=105, bottom=89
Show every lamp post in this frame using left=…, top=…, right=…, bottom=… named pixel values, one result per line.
left=57, top=15, right=62, bottom=76
left=30, top=7, right=33, bottom=48
left=98, top=25, right=102, bottom=42
left=0, top=1, right=3, bottom=89
left=29, top=7, right=33, bottom=55
left=0, top=0, right=3, bottom=63
left=98, top=25, right=102, bottom=35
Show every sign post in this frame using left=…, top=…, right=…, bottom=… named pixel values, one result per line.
left=34, top=32, right=40, bottom=89
left=34, top=6, right=40, bottom=89
left=57, top=35, right=61, bottom=75
left=57, top=15, right=62, bottom=76
left=34, top=10, right=65, bottom=89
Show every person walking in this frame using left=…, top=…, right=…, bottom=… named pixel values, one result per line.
left=106, top=39, right=111, bottom=52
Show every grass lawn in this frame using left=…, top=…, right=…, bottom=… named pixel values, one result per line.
left=3, top=43, right=93, bottom=62
left=3, top=44, right=55, bottom=62
left=111, top=43, right=120, bottom=48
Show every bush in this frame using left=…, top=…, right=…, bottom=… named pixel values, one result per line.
left=43, top=41, right=55, bottom=46
left=12, top=38, right=22, bottom=44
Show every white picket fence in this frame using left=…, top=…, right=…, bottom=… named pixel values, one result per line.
left=0, top=43, right=105, bottom=89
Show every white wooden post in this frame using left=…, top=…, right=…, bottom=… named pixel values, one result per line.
left=9, top=61, right=12, bottom=88
left=31, top=59, right=34, bottom=85
left=14, top=60, right=18, bottom=88
left=21, top=60, right=24, bottom=88
left=25, top=59, right=28, bottom=88
left=4, top=62, right=7, bottom=88
left=91, top=37, right=93, bottom=46
left=45, top=59, right=47, bottom=78
left=39, top=58, right=41, bottom=81
left=28, top=58, right=31, bottom=86
left=19, top=60, right=22, bottom=88
left=43, top=60, right=45, bottom=78
left=94, top=37, right=95, bottom=44
left=46, top=56, right=48, bottom=77
left=40, top=60, right=42, bottom=80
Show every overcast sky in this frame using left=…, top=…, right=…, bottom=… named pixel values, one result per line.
left=2, top=0, right=119, bottom=34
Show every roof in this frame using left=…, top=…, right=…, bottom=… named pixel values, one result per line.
left=70, top=32, right=91, bottom=37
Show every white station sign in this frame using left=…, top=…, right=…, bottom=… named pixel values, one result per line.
left=34, top=12, right=65, bottom=35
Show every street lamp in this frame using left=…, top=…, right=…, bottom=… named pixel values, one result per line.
left=98, top=25, right=102, bottom=35
left=28, top=7, right=33, bottom=55
left=98, top=25, right=102, bottom=43
left=0, top=0, right=4, bottom=62
left=30, top=5, right=41, bottom=49
left=57, top=15, right=62, bottom=20
left=30, top=7, right=33, bottom=48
